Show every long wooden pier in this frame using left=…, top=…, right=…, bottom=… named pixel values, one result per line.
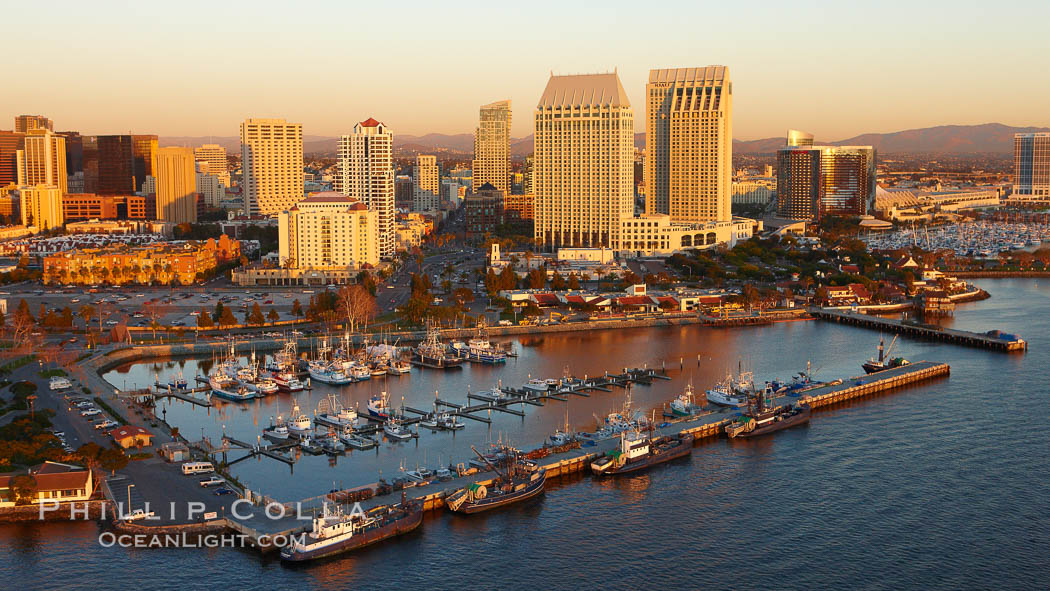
left=813, top=308, right=1026, bottom=352
left=223, top=359, right=951, bottom=552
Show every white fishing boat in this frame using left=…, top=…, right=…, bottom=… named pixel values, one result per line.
left=287, top=403, right=313, bottom=437
left=670, top=383, right=703, bottom=417
left=315, top=394, right=360, bottom=429
left=706, top=376, right=749, bottom=407
left=263, top=422, right=290, bottom=442
left=308, top=361, right=352, bottom=385
left=383, top=419, right=415, bottom=441
left=273, top=371, right=304, bottom=392
left=523, top=379, right=551, bottom=393
left=387, top=360, right=411, bottom=375
left=338, top=426, right=377, bottom=450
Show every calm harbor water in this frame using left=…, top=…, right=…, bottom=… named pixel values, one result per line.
left=3, top=279, right=1048, bottom=589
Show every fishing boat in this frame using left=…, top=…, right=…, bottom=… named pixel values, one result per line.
left=315, top=395, right=361, bottom=429
left=367, top=392, right=391, bottom=419
left=863, top=336, right=910, bottom=374
left=523, top=378, right=552, bottom=393
left=420, top=410, right=463, bottom=431
left=280, top=496, right=423, bottom=562
left=287, top=403, right=312, bottom=438
left=339, top=426, right=377, bottom=450
left=463, top=320, right=507, bottom=364
left=383, top=419, right=415, bottom=441
left=669, top=383, right=705, bottom=417
left=308, top=360, right=352, bottom=385
left=207, top=365, right=237, bottom=391
left=445, top=446, right=546, bottom=514
left=590, top=429, right=693, bottom=476
left=369, top=364, right=389, bottom=378
left=387, top=360, right=411, bottom=375
left=320, top=436, right=346, bottom=455
left=212, top=384, right=255, bottom=402
left=725, top=387, right=811, bottom=439
left=706, top=375, right=749, bottom=407
left=262, top=422, right=290, bottom=442
left=272, top=371, right=304, bottom=393
left=166, top=372, right=188, bottom=390
left=411, top=322, right=464, bottom=369
left=299, top=436, right=324, bottom=455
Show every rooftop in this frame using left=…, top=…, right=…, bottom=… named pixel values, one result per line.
left=538, top=72, right=630, bottom=108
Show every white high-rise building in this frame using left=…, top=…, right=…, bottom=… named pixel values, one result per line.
left=533, top=73, right=634, bottom=250
left=413, top=154, right=439, bottom=211
left=645, top=66, right=732, bottom=223
left=340, top=118, right=394, bottom=258
left=16, top=129, right=67, bottom=194
left=278, top=192, right=379, bottom=270
left=154, top=147, right=198, bottom=224
left=473, top=100, right=511, bottom=194
left=196, top=171, right=224, bottom=207
left=194, top=144, right=230, bottom=188
left=240, top=118, right=303, bottom=216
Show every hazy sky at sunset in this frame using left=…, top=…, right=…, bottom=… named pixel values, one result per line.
left=4, top=0, right=1047, bottom=141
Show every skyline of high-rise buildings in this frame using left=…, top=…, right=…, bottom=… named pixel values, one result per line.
left=473, top=100, right=511, bottom=195
left=14, top=115, right=52, bottom=134
left=16, top=129, right=67, bottom=194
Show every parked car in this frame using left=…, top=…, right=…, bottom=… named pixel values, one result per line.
left=95, top=420, right=118, bottom=430
left=199, top=476, right=226, bottom=487
left=80, top=409, right=101, bottom=417
left=213, top=487, right=236, bottom=496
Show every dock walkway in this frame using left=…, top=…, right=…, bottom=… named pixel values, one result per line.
left=813, top=308, right=1026, bottom=352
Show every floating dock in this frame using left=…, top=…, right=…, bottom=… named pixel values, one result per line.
left=221, top=360, right=951, bottom=552
left=813, top=309, right=1026, bottom=352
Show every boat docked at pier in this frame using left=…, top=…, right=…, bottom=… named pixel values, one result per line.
left=280, top=496, right=423, bottom=562
left=462, top=320, right=507, bottom=364
left=411, top=322, right=464, bottom=369
left=383, top=418, right=416, bottom=441
left=863, top=336, right=910, bottom=374
left=338, top=426, right=377, bottom=450
left=706, top=375, right=749, bottom=407
left=272, top=371, right=304, bottom=393
left=211, top=384, right=256, bottom=402
left=367, top=392, right=391, bottom=419
left=315, top=394, right=360, bottom=429
left=308, top=361, right=352, bottom=385
left=725, top=387, right=811, bottom=439
left=590, top=429, right=693, bottom=477
left=445, top=446, right=546, bottom=514
left=669, top=383, right=705, bottom=417
left=286, top=403, right=312, bottom=438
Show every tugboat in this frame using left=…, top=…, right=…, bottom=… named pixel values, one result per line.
left=280, top=495, right=423, bottom=562
left=725, top=386, right=811, bottom=439
left=411, top=322, right=464, bottom=369
left=590, top=428, right=693, bottom=476
left=445, top=446, right=546, bottom=514
left=863, top=336, right=910, bottom=374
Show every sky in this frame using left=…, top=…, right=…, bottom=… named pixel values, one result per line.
left=3, top=0, right=1048, bottom=141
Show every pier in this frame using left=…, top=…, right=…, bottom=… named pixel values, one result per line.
left=215, top=359, right=951, bottom=552
left=813, top=308, right=1027, bottom=352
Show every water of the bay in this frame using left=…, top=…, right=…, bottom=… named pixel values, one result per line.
left=2, top=279, right=1047, bottom=590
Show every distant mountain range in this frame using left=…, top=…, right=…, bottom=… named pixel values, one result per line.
left=161, top=123, right=1047, bottom=156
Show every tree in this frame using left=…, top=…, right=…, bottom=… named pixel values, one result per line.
left=338, top=284, right=377, bottom=333
left=218, top=306, right=237, bottom=327
left=98, top=448, right=128, bottom=474
left=197, top=309, right=214, bottom=329
left=526, top=268, right=546, bottom=289
left=550, top=272, right=566, bottom=290
left=291, top=299, right=303, bottom=318
left=11, top=474, right=37, bottom=505
left=248, top=303, right=265, bottom=325
left=212, top=301, right=226, bottom=324
left=78, top=304, right=96, bottom=328
left=452, top=287, right=474, bottom=307
left=567, top=272, right=581, bottom=290
left=267, top=308, right=280, bottom=323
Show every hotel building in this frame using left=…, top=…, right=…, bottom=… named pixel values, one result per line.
left=240, top=118, right=304, bottom=215
left=413, top=155, right=439, bottom=212
left=645, top=66, right=732, bottom=223
left=340, top=118, right=394, bottom=258
left=1013, top=133, right=1050, bottom=200
left=533, top=72, right=634, bottom=250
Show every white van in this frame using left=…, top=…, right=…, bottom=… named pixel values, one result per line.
left=181, top=461, right=215, bottom=475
